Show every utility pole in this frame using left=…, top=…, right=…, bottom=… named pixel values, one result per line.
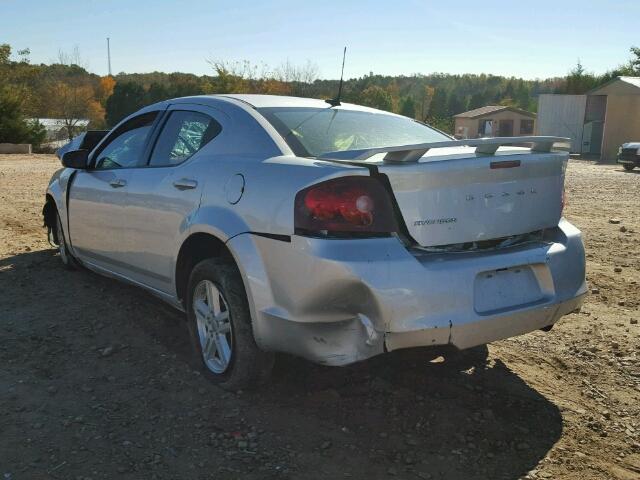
left=107, top=37, right=112, bottom=76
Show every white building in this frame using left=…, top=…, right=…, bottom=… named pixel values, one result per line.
left=33, top=118, right=90, bottom=141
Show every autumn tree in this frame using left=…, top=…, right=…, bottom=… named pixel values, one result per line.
left=385, top=81, right=400, bottom=112
left=206, top=59, right=254, bottom=93
left=260, top=79, right=291, bottom=95
left=45, top=81, right=96, bottom=139
left=12, top=41, right=638, bottom=141
left=420, top=86, right=434, bottom=121
left=359, top=85, right=393, bottom=111
left=273, top=60, right=318, bottom=96
left=96, top=76, right=115, bottom=105
left=37, top=48, right=110, bottom=136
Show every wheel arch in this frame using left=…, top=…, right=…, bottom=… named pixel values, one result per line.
left=44, top=168, right=75, bottom=247
left=174, top=232, right=235, bottom=306
left=42, top=194, right=57, bottom=228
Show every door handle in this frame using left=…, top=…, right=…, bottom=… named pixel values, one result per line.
left=109, top=179, right=127, bottom=188
left=173, top=179, right=198, bottom=190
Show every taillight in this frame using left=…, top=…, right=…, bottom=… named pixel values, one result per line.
left=294, top=176, right=398, bottom=235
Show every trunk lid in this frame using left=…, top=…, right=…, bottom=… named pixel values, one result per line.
left=375, top=147, right=567, bottom=247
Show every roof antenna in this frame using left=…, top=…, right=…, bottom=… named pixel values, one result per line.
left=326, top=47, right=347, bottom=107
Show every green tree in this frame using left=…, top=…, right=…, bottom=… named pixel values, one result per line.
left=446, top=93, right=466, bottom=117
left=0, top=88, right=46, bottom=145
left=428, top=88, right=448, bottom=118
left=105, top=82, right=146, bottom=126
left=146, top=82, right=170, bottom=104
left=359, top=85, right=393, bottom=111
left=399, top=95, right=416, bottom=118
left=468, top=92, right=485, bottom=110
left=0, top=44, right=11, bottom=65
left=562, top=61, right=599, bottom=94
left=514, top=81, right=531, bottom=110
left=627, top=46, right=640, bottom=74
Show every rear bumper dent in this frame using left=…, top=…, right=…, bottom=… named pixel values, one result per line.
left=229, top=219, right=586, bottom=366
left=385, top=292, right=584, bottom=353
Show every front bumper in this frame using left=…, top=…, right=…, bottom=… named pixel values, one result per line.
left=617, top=154, right=639, bottom=166
left=229, top=219, right=586, bottom=366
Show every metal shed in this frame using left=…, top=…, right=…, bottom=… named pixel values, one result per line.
left=536, top=95, right=586, bottom=153
left=590, top=77, right=640, bottom=162
left=536, top=76, right=640, bottom=162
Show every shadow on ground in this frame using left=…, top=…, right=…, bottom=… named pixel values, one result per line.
left=1, top=249, right=562, bottom=480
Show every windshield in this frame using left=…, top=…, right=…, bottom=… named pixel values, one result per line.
left=258, top=107, right=450, bottom=157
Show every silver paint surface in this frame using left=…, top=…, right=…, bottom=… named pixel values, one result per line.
left=46, top=94, right=587, bottom=366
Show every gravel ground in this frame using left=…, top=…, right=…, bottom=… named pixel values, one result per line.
left=0, top=154, right=638, bottom=480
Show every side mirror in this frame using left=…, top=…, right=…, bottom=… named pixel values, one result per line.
left=61, top=149, right=89, bottom=169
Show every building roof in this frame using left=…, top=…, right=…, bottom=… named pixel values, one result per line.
left=619, top=76, right=640, bottom=88
left=587, top=76, right=640, bottom=96
left=32, top=118, right=90, bottom=129
left=453, top=105, right=536, bottom=119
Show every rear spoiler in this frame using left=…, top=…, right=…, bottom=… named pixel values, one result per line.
left=318, top=136, right=570, bottom=163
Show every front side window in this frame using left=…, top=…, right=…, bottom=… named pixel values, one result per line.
left=149, top=111, right=221, bottom=167
left=94, top=112, right=157, bottom=169
left=258, top=107, right=450, bottom=157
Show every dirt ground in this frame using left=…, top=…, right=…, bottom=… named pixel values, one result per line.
left=0, top=154, right=638, bottom=480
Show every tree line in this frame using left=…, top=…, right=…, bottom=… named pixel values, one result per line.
left=2, top=43, right=640, bottom=146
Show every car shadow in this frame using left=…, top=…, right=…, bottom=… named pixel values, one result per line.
left=1, top=248, right=562, bottom=480
left=256, top=347, right=562, bottom=479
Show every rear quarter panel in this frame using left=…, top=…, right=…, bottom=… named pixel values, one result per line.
left=187, top=155, right=369, bottom=243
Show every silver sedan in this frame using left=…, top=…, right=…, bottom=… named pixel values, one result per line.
left=44, top=94, right=586, bottom=389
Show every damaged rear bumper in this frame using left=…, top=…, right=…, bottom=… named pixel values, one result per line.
left=228, top=219, right=586, bottom=366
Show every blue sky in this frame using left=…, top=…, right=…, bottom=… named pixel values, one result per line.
left=2, top=0, right=638, bottom=79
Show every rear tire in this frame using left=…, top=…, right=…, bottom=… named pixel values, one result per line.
left=186, top=257, right=274, bottom=390
left=55, top=213, right=79, bottom=269
left=623, top=163, right=636, bottom=171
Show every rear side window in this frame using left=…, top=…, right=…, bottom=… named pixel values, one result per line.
left=149, top=111, right=221, bottom=167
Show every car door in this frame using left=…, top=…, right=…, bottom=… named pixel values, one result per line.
left=119, top=105, right=225, bottom=293
left=68, top=111, right=160, bottom=273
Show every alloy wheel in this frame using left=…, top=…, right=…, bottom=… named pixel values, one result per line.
left=193, top=279, right=233, bottom=374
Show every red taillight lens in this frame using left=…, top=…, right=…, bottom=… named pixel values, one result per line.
left=294, top=176, right=398, bottom=235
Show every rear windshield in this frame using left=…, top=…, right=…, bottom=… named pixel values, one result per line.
left=258, top=107, right=450, bottom=157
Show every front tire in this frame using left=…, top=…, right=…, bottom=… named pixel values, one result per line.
left=623, top=163, right=636, bottom=171
left=186, top=258, right=274, bottom=390
left=55, top=213, right=79, bottom=269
